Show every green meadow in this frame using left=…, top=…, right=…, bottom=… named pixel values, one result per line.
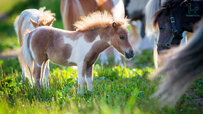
left=0, top=0, right=202, bottom=113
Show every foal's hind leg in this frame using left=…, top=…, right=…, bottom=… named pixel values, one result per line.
left=33, top=63, right=42, bottom=87
left=40, top=62, right=45, bottom=87
left=43, top=60, right=50, bottom=87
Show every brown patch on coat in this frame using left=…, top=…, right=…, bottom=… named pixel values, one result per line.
left=86, top=65, right=93, bottom=77
left=83, top=29, right=99, bottom=42
left=30, top=27, right=78, bottom=67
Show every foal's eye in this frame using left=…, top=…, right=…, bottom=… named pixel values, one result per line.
left=120, top=36, right=125, bottom=40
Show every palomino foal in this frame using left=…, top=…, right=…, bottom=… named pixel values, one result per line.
left=20, top=12, right=134, bottom=93
left=14, top=7, right=55, bottom=86
left=14, top=7, right=55, bottom=46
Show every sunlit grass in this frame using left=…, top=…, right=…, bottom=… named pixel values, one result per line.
left=0, top=52, right=202, bottom=113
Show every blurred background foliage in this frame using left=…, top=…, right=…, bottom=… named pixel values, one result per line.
left=0, top=0, right=62, bottom=52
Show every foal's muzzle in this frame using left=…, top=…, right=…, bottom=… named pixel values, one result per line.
left=125, top=50, right=134, bottom=59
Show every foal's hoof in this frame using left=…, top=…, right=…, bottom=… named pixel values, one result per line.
left=77, top=91, right=83, bottom=95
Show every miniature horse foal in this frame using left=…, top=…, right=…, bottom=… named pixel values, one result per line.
left=20, top=12, right=134, bottom=93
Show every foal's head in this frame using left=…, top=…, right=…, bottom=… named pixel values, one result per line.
left=30, top=7, right=55, bottom=28
left=109, top=21, right=134, bottom=58
left=74, top=11, right=134, bottom=58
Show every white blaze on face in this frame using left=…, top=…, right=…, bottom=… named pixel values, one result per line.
left=63, top=35, right=101, bottom=65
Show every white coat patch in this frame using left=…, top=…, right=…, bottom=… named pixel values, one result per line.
left=63, top=35, right=101, bottom=65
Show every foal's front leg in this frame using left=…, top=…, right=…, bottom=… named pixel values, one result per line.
left=86, top=65, right=93, bottom=91
left=77, top=64, right=85, bottom=94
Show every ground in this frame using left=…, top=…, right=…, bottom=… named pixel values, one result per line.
left=0, top=0, right=202, bottom=113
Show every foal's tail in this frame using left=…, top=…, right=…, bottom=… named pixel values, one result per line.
left=151, top=21, right=203, bottom=106
left=21, top=33, right=33, bottom=68
left=14, top=15, right=25, bottom=47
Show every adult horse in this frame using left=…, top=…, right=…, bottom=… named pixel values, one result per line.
left=20, top=11, right=134, bottom=93
left=153, top=0, right=203, bottom=52
left=151, top=19, right=203, bottom=106
left=145, top=0, right=202, bottom=68
left=60, top=0, right=125, bottom=65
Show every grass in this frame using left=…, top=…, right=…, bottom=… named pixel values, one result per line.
left=0, top=0, right=202, bottom=113
left=0, top=53, right=202, bottom=113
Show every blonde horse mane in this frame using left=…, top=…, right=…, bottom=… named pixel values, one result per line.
left=38, top=7, right=56, bottom=25
left=74, top=11, right=128, bottom=31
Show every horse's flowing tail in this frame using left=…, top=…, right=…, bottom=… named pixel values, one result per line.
left=14, top=15, right=25, bottom=46
left=21, top=34, right=33, bottom=68
left=151, top=21, right=203, bottom=106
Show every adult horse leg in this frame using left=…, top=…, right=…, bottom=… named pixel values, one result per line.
left=85, top=65, right=93, bottom=91
left=113, top=49, right=123, bottom=67
left=99, top=51, right=109, bottom=65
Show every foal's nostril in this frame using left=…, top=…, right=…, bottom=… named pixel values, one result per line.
left=129, top=50, right=134, bottom=56
left=125, top=50, right=134, bottom=59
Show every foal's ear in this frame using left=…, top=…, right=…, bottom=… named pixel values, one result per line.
left=30, top=18, right=38, bottom=28
left=46, top=18, right=55, bottom=26
left=112, top=22, right=118, bottom=30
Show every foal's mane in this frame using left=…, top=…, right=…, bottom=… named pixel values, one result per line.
left=153, top=0, right=193, bottom=27
left=38, top=7, right=56, bottom=24
left=74, top=11, right=128, bottom=32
